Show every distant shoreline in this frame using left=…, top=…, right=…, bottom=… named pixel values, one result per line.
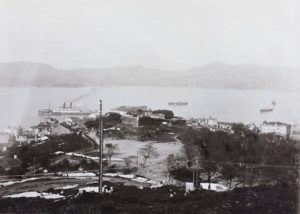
left=0, top=85, right=299, bottom=93
left=1, top=62, right=299, bottom=91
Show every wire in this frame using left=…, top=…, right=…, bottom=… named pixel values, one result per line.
left=191, top=159, right=299, bottom=169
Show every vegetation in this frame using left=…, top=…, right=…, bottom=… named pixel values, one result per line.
left=79, top=159, right=99, bottom=170
left=0, top=183, right=297, bottom=214
left=138, top=117, right=166, bottom=127
left=139, top=143, right=159, bottom=168
left=5, top=134, right=93, bottom=174
left=49, top=158, right=80, bottom=172
left=174, top=125, right=299, bottom=188
left=152, top=109, right=174, bottom=119
left=105, top=143, right=119, bottom=165
left=85, top=113, right=122, bottom=129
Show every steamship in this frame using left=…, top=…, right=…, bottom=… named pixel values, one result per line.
left=38, top=102, right=97, bottom=116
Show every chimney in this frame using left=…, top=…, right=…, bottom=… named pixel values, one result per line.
left=70, top=102, right=73, bottom=108
left=63, top=102, right=66, bottom=108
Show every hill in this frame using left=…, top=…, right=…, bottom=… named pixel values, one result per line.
left=0, top=61, right=299, bottom=91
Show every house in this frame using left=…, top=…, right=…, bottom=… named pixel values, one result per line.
left=290, top=125, right=300, bottom=141
left=0, top=135, right=9, bottom=145
left=171, top=117, right=186, bottom=126
left=247, top=123, right=257, bottom=131
left=199, top=117, right=218, bottom=128
left=15, top=136, right=28, bottom=144
left=260, top=121, right=291, bottom=138
left=3, top=126, right=22, bottom=137
left=0, top=143, right=8, bottom=152
left=148, top=113, right=165, bottom=119
left=111, top=106, right=151, bottom=117
left=187, top=119, right=200, bottom=129
left=217, top=122, right=233, bottom=131
left=121, top=115, right=139, bottom=127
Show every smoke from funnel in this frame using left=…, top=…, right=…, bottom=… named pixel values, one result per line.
left=70, top=93, right=89, bottom=103
left=69, top=88, right=96, bottom=103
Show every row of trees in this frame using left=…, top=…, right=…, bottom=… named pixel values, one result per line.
left=6, top=133, right=94, bottom=173
left=170, top=125, right=299, bottom=188
left=85, top=112, right=122, bottom=129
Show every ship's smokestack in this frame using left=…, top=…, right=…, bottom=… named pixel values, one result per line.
left=63, top=102, right=66, bottom=108
left=70, top=102, right=72, bottom=108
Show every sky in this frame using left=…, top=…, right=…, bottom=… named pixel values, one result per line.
left=0, top=0, right=299, bottom=70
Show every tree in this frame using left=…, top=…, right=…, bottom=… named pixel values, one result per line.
left=182, top=128, right=244, bottom=189
left=152, top=110, right=174, bottom=119
left=166, top=154, right=191, bottom=181
left=0, top=166, right=5, bottom=175
left=80, top=159, right=99, bottom=170
left=220, top=164, right=238, bottom=189
left=85, top=113, right=122, bottom=129
left=139, top=143, right=159, bottom=168
left=180, top=127, right=299, bottom=189
left=105, top=143, right=119, bottom=165
left=199, top=144, right=219, bottom=190
left=61, top=158, right=71, bottom=171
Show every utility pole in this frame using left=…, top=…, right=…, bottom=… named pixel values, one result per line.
left=98, top=100, right=103, bottom=194
left=33, top=158, right=36, bottom=175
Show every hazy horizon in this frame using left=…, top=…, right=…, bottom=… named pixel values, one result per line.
left=1, top=60, right=300, bottom=71
left=0, top=0, right=299, bottom=70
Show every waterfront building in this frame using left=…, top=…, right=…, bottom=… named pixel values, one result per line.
left=260, top=121, right=291, bottom=138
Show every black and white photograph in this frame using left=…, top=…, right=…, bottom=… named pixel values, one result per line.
left=0, top=0, right=299, bottom=213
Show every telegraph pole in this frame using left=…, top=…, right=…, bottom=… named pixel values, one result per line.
left=98, top=100, right=103, bottom=194
left=33, top=158, right=36, bottom=175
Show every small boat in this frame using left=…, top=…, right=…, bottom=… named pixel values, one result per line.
left=260, top=108, right=273, bottom=113
left=168, top=101, right=188, bottom=106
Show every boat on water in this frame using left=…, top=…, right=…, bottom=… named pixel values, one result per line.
left=38, top=102, right=97, bottom=116
left=168, top=101, right=188, bottom=106
left=260, top=100, right=277, bottom=113
left=260, top=108, right=273, bottom=113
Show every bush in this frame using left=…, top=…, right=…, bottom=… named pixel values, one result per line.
left=85, top=113, right=122, bottom=129
left=152, top=110, right=174, bottom=119
left=139, top=117, right=166, bottom=127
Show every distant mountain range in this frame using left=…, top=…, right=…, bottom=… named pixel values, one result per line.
left=0, top=61, right=299, bottom=91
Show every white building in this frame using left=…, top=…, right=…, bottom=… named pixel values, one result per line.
left=199, top=117, right=218, bottom=128
left=260, top=121, right=291, bottom=138
left=290, top=125, right=300, bottom=140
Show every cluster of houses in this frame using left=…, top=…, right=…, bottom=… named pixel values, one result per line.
left=0, top=118, right=71, bottom=147
left=109, top=106, right=184, bottom=128
left=187, top=116, right=240, bottom=133
left=2, top=107, right=300, bottom=151
left=108, top=107, right=300, bottom=140
left=187, top=116, right=300, bottom=140
left=261, top=121, right=300, bottom=140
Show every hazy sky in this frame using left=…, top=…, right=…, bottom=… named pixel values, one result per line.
left=0, top=0, right=299, bottom=69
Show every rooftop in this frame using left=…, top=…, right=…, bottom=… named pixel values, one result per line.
left=262, top=121, right=289, bottom=126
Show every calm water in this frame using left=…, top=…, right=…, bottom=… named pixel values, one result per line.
left=0, top=86, right=299, bottom=130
